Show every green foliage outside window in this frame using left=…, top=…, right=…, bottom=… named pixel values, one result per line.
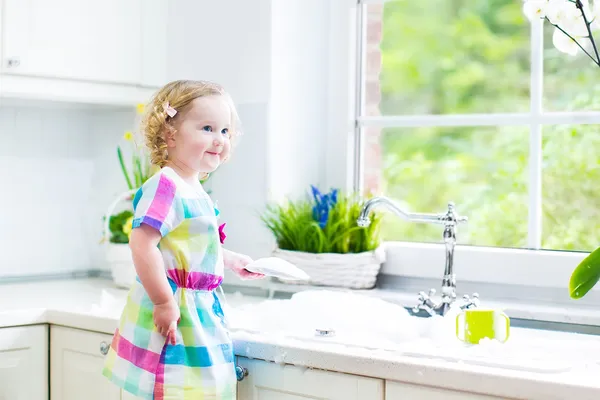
left=377, top=0, right=600, bottom=252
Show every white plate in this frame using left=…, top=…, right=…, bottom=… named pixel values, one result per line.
left=244, top=257, right=310, bottom=281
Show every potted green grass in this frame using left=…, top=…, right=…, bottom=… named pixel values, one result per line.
left=261, top=186, right=385, bottom=289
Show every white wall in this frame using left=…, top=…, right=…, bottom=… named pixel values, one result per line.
left=268, top=0, right=330, bottom=201
left=206, top=103, right=273, bottom=261
left=167, top=0, right=272, bottom=104
left=0, top=103, right=134, bottom=277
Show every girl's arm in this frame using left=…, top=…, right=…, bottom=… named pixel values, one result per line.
left=129, top=224, right=179, bottom=344
left=129, top=224, right=172, bottom=303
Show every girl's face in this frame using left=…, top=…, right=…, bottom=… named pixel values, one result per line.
left=166, top=95, right=232, bottom=175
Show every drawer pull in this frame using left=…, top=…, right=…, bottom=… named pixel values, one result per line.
left=100, top=341, right=110, bottom=355
left=6, top=58, right=20, bottom=68
left=235, top=365, right=248, bottom=381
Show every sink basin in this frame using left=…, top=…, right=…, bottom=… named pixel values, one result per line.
left=226, top=289, right=600, bottom=375
left=227, top=289, right=423, bottom=351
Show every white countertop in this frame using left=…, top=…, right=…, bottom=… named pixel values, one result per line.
left=2, top=278, right=600, bottom=400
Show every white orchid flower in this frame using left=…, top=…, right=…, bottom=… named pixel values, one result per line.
left=523, top=0, right=550, bottom=20
left=546, top=0, right=590, bottom=36
left=553, top=26, right=583, bottom=55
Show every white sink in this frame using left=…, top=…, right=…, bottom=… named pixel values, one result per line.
left=226, top=289, right=600, bottom=375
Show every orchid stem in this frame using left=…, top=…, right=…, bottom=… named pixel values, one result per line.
left=576, top=0, right=600, bottom=64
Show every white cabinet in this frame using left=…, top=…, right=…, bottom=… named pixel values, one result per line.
left=50, top=325, right=121, bottom=400
left=3, top=0, right=142, bottom=85
left=0, top=0, right=167, bottom=105
left=236, top=357, right=384, bottom=400
left=386, top=380, right=507, bottom=400
left=0, top=325, right=48, bottom=400
left=121, top=391, right=140, bottom=400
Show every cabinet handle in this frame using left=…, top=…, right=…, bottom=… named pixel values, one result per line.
left=235, top=365, right=248, bottom=381
left=6, top=58, right=20, bottom=68
left=100, top=341, right=110, bottom=355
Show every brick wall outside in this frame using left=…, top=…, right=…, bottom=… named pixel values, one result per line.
left=363, top=5, right=383, bottom=195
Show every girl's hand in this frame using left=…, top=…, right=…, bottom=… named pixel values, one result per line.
left=223, top=249, right=265, bottom=280
left=153, top=298, right=180, bottom=345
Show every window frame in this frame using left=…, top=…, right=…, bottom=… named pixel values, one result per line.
left=325, top=0, right=600, bottom=299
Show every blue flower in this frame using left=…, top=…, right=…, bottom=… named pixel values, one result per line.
left=310, top=185, right=339, bottom=229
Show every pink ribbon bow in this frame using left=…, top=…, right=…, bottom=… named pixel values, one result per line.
left=163, top=102, right=177, bottom=118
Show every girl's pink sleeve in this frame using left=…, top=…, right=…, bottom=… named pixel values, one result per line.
left=132, top=172, right=184, bottom=237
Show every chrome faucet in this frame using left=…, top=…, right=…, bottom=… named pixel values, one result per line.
left=357, top=198, right=479, bottom=316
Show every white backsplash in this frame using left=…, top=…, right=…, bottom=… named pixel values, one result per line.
left=0, top=104, right=133, bottom=277
left=0, top=102, right=273, bottom=278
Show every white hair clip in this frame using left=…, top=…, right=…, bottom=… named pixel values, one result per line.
left=163, top=102, right=177, bottom=118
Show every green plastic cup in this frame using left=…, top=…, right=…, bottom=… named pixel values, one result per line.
left=456, top=309, right=510, bottom=344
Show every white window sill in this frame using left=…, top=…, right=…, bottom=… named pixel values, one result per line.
left=383, top=241, right=590, bottom=289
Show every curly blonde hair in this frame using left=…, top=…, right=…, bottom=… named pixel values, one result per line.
left=140, top=80, right=242, bottom=167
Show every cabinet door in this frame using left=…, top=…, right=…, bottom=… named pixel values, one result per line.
left=0, top=325, right=48, bottom=400
left=386, top=380, right=506, bottom=400
left=121, top=391, right=140, bottom=400
left=237, top=357, right=384, bottom=400
left=3, top=0, right=142, bottom=85
left=50, top=325, right=121, bottom=400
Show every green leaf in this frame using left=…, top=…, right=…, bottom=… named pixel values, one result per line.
left=117, top=146, right=133, bottom=190
left=569, top=245, right=600, bottom=299
left=108, top=210, right=133, bottom=244
left=134, top=155, right=143, bottom=188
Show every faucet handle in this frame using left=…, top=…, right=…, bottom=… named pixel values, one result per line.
left=460, top=292, right=480, bottom=310
left=416, top=289, right=435, bottom=301
left=413, top=289, right=436, bottom=315
left=445, top=202, right=468, bottom=224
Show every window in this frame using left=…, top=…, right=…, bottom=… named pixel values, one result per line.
left=349, top=0, right=600, bottom=291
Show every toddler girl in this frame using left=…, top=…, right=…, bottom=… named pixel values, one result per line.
left=102, top=80, right=263, bottom=399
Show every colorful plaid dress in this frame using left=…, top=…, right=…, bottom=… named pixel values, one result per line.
left=102, top=167, right=236, bottom=399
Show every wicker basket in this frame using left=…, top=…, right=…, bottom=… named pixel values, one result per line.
left=272, top=246, right=386, bottom=290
